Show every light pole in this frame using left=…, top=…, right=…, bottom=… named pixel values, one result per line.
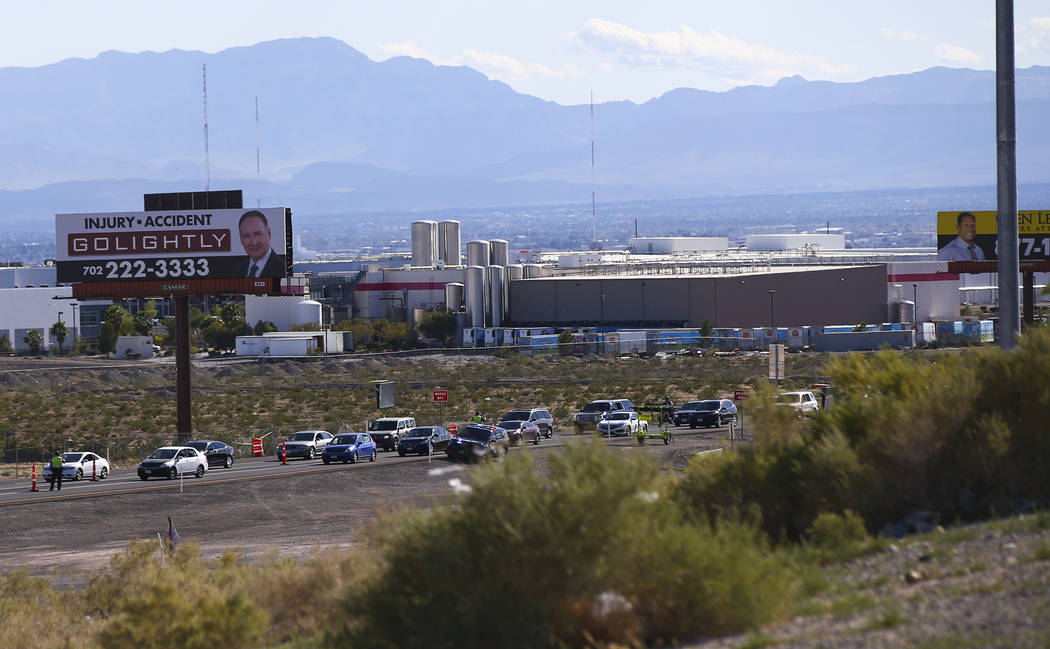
left=768, top=289, right=776, bottom=338
left=912, top=284, right=918, bottom=328
left=69, top=303, right=79, bottom=354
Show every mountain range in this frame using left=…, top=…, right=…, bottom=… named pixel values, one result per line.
left=1, top=36, right=1048, bottom=226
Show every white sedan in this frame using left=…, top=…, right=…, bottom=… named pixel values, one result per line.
left=137, top=446, right=209, bottom=481
left=43, top=452, right=110, bottom=482
left=596, top=411, right=648, bottom=437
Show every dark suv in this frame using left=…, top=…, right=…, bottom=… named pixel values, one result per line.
left=572, top=399, right=634, bottom=433
left=497, top=408, right=555, bottom=438
left=445, top=424, right=510, bottom=462
left=674, top=399, right=737, bottom=428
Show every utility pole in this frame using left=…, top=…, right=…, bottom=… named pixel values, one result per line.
left=996, top=0, right=1019, bottom=349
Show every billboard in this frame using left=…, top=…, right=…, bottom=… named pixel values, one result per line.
left=55, top=207, right=288, bottom=283
left=937, top=210, right=1050, bottom=262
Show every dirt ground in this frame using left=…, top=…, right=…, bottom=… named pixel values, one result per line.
left=0, top=430, right=715, bottom=578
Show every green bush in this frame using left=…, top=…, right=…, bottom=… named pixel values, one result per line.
left=675, top=330, right=1050, bottom=542
left=328, top=442, right=797, bottom=649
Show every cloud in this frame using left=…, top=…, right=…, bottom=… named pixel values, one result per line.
left=935, top=43, right=983, bottom=64
left=1030, top=17, right=1050, bottom=34
left=571, top=18, right=852, bottom=79
left=377, top=40, right=434, bottom=60
left=881, top=28, right=926, bottom=42
left=378, top=41, right=581, bottom=81
left=461, top=49, right=582, bottom=80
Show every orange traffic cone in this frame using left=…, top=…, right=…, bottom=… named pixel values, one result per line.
left=30, top=463, right=39, bottom=492
left=280, top=443, right=287, bottom=465
left=91, top=458, right=98, bottom=481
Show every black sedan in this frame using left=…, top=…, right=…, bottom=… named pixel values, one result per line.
left=397, top=426, right=453, bottom=456
left=674, top=399, right=738, bottom=428
left=186, top=440, right=235, bottom=468
left=445, top=425, right=510, bottom=462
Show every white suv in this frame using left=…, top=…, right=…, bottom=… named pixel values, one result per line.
left=368, top=417, right=416, bottom=451
left=775, top=391, right=820, bottom=417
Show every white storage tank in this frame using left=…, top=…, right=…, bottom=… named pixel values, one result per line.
left=411, top=220, right=439, bottom=267
left=438, top=220, right=462, bottom=266
left=489, top=239, right=509, bottom=266
left=523, top=263, right=543, bottom=278
left=488, top=265, right=505, bottom=328
left=445, top=282, right=465, bottom=312
left=506, top=264, right=523, bottom=317
left=466, top=240, right=490, bottom=268
left=294, top=299, right=323, bottom=328
left=464, top=266, right=486, bottom=328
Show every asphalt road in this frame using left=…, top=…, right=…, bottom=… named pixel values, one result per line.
left=0, top=426, right=733, bottom=578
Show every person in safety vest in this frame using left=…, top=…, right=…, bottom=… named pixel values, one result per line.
left=49, top=451, right=64, bottom=491
left=472, top=410, right=484, bottom=424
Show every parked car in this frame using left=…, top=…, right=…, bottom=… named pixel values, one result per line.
left=43, top=452, right=110, bottom=482
left=280, top=430, right=334, bottom=460
left=397, top=426, right=453, bottom=456
left=776, top=391, right=820, bottom=417
left=321, top=433, right=378, bottom=464
left=497, top=408, right=555, bottom=438
left=368, top=417, right=416, bottom=451
left=445, top=424, right=510, bottom=462
left=674, top=399, right=738, bottom=428
left=185, top=439, right=235, bottom=468
left=500, top=419, right=542, bottom=446
left=572, top=399, right=634, bottom=432
left=596, top=410, right=647, bottom=437
left=137, top=446, right=209, bottom=481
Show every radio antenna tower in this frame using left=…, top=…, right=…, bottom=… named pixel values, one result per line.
left=202, top=64, right=210, bottom=191
left=255, top=96, right=261, bottom=207
left=590, top=90, right=598, bottom=250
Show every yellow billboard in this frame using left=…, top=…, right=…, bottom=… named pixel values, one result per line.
left=937, top=210, right=1050, bottom=261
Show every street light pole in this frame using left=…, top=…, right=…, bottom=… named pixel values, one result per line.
left=768, top=290, right=776, bottom=337
left=69, top=303, right=79, bottom=355
left=912, top=284, right=918, bottom=329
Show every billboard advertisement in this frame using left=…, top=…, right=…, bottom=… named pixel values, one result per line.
left=937, top=210, right=1050, bottom=262
left=55, top=207, right=288, bottom=283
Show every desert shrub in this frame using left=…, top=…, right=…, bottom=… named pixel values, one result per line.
left=0, top=571, right=90, bottom=649
left=677, top=332, right=1050, bottom=543
left=804, top=510, right=879, bottom=564
left=328, top=442, right=797, bottom=649
left=88, top=541, right=269, bottom=649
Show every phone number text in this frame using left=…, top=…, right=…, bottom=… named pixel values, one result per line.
left=81, top=258, right=212, bottom=279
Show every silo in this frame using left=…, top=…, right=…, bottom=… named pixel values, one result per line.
left=466, top=240, right=490, bottom=268
left=464, top=266, right=486, bottom=328
left=411, top=220, right=438, bottom=267
left=294, top=299, right=323, bottom=328
left=444, top=282, right=465, bottom=313
left=523, top=263, right=543, bottom=278
left=487, top=265, right=505, bottom=328
left=438, top=220, right=462, bottom=266
left=489, top=239, right=509, bottom=266
left=505, top=264, right=523, bottom=318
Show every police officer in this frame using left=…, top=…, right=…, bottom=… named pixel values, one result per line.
left=472, top=410, right=484, bottom=424
left=49, top=451, right=64, bottom=491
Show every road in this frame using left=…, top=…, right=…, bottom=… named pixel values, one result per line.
left=0, top=426, right=732, bottom=578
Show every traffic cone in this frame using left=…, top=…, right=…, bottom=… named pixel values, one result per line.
left=30, top=463, right=39, bottom=492
left=280, top=444, right=287, bottom=465
left=91, top=458, right=98, bottom=481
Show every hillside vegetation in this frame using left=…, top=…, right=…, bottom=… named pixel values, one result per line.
left=2, top=332, right=1050, bottom=648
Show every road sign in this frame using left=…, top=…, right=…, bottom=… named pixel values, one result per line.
left=432, top=389, right=448, bottom=402
left=734, top=390, right=749, bottom=401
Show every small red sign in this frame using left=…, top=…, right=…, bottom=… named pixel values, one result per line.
left=432, top=390, right=448, bottom=402
left=734, top=390, right=749, bottom=401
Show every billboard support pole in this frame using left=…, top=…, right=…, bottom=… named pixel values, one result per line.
left=996, top=0, right=1020, bottom=349
left=1023, top=272, right=1034, bottom=325
left=175, top=296, right=192, bottom=444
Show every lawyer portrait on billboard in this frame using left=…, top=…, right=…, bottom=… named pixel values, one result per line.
left=237, top=210, right=286, bottom=278
left=54, top=207, right=288, bottom=284
left=937, top=212, right=985, bottom=261
left=936, top=210, right=997, bottom=262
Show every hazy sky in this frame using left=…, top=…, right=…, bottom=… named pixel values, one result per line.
left=4, top=1, right=1050, bottom=105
